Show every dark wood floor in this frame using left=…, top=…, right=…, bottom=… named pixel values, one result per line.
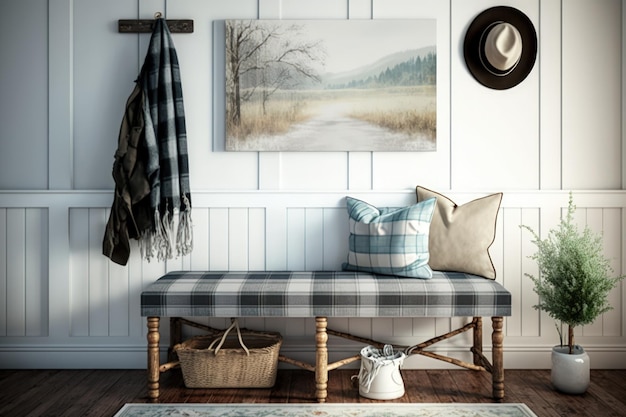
left=0, top=369, right=624, bottom=417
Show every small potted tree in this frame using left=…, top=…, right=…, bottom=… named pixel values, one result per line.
left=521, top=193, right=624, bottom=394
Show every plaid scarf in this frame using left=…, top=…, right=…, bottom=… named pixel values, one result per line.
left=138, top=18, right=192, bottom=261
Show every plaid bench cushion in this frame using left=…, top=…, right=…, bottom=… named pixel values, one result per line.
left=141, top=271, right=511, bottom=318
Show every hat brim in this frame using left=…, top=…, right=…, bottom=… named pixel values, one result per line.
left=464, top=6, right=537, bottom=90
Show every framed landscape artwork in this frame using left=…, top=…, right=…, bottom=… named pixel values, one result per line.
left=225, top=19, right=437, bottom=151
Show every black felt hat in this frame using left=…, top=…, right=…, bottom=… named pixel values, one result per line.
left=464, top=6, right=537, bottom=90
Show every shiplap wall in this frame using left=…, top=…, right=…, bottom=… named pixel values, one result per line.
left=0, top=0, right=625, bottom=369
left=1, top=190, right=625, bottom=369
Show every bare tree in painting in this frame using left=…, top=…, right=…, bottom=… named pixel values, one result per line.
left=226, top=20, right=325, bottom=129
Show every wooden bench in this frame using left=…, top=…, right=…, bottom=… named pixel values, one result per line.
left=141, top=271, right=512, bottom=402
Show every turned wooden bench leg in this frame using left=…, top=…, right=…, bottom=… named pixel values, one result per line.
left=315, top=317, right=328, bottom=403
left=492, top=316, right=504, bottom=400
left=147, top=316, right=161, bottom=402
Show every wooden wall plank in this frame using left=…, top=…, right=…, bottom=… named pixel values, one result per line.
left=520, top=208, right=540, bottom=338
left=88, top=208, right=109, bottom=337
left=25, top=209, right=47, bottom=337
left=305, top=209, right=324, bottom=270
left=190, top=208, right=210, bottom=270
left=287, top=208, right=306, bottom=270
left=6, top=209, right=26, bottom=337
left=248, top=208, right=266, bottom=270
left=504, top=208, right=523, bottom=337
left=323, top=208, right=347, bottom=269
left=70, top=208, right=89, bottom=336
left=229, top=208, right=250, bottom=270
left=109, top=247, right=130, bottom=337
left=602, top=208, right=622, bottom=337
left=209, top=208, right=229, bottom=270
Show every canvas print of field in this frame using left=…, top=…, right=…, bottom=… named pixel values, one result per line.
left=225, top=19, right=436, bottom=151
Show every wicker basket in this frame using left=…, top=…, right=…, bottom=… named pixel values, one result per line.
left=174, top=320, right=282, bottom=388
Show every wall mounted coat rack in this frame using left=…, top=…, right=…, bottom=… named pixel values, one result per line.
left=118, top=15, right=193, bottom=33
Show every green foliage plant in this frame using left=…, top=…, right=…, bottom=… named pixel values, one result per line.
left=521, top=193, right=624, bottom=354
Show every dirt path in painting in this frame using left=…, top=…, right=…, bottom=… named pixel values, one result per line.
left=236, top=102, right=434, bottom=151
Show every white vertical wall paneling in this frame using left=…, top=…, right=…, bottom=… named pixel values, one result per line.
left=623, top=0, right=626, bottom=189
left=2, top=191, right=626, bottom=368
left=539, top=0, right=563, bottom=189
left=490, top=207, right=505, bottom=288
left=409, top=317, right=434, bottom=339
left=70, top=208, right=89, bottom=337
left=266, top=208, right=288, bottom=270
left=503, top=208, right=523, bottom=337
left=622, top=206, right=626, bottom=341
left=141, top=0, right=165, bottom=19
left=328, top=318, right=350, bottom=336
left=0, top=209, right=6, bottom=336
left=562, top=0, right=622, bottom=189
left=0, top=1, right=48, bottom=190
left=287, top=209, right=306, bottom=270
left=73, top=0, right=138, bottom=190
left=450, top=0, right=540, bottom=191
left=537, top=202, right=563, bottom=341
left=259, top=0, right=281, bottom=18
left=602, top=208, right=622, bottom=337
left=281, top=154, right=349, bottom=190
left=280, top=0, right=348, bottom=19
left=109, top=246, right=130, bottom=337
left=323, top=208, right=348, bottom=269
left=349, top=318, right=372, bottom=341
left=372, top=317, right=394, bottom=340
left=6, top=209, right=26, bottom=337
left=348, top=0, right=372, bottom=19
left=373, top=0, right=451, bottom=191
left=434, top=317, right=452, bottom=344
left=190, top=208, right=210, bottom=270
left=174, top=238, right=192, bottom=272
left=210, top=29, right=260, bottom=190
left=259, top=153, right=282, bottom=190
left=229, top=208, right=250, bottom=270
left=209, top=209, right=229, bottom=270
left=249, top=208, right=267, bottom=269
left=48, top=0, right=73, bottom=190
left=520, top=209, right=540, bottom=338
left=175, top=0, right=260, bottom=190
left=1, top=0, right=626, bottom=369
left=621, top=0, right=626, bottom=190
left=305, top=209, right=325, bottom=270
left=394, top=318, right=413, bottom=339
left=25, top=209, right=47, bottom=337
left=583, top=208, right=605, bottom=338
left=348, top=153, right=373, bottom=190
left=127, top=244, right=146, bottom=338
left=89, top=209, right=109, bottom=337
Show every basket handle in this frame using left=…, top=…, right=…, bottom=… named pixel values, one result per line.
left=208, top=319, right=250, bottom=356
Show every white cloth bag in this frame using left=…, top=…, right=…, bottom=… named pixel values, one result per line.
left=358, top=345, right=406, bottom=400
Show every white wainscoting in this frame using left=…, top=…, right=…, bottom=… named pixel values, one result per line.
left=0, top=190, right=625, bottom=369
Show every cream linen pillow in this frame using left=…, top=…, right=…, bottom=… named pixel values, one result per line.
left=416, top=186, right=502, bottom=279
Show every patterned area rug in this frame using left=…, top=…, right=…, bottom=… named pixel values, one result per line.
left=113, top=403, right=538, bottom=417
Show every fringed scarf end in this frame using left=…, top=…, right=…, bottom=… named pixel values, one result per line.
left=140, top=200, right=192, bottom=262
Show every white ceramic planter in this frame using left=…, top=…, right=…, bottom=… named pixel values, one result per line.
left=551, top=345, right=590, bottom=394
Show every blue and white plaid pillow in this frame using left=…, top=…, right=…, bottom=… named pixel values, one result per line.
left=342, top=196, right=436, bottom=279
